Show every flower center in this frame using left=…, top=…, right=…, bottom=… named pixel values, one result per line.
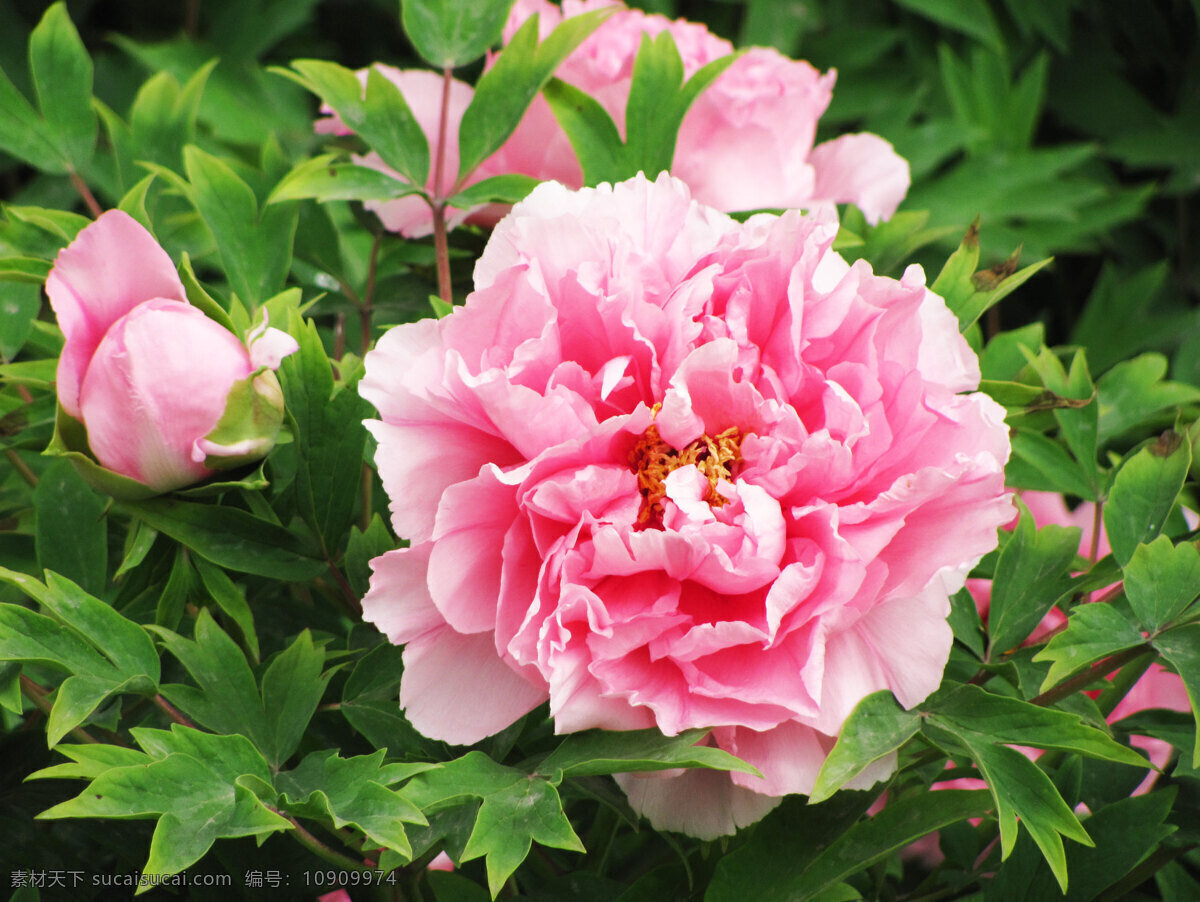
left=628, top=422, right=744, bottom=527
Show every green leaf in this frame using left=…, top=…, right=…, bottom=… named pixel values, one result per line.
left=406, top=752, right=584, bottom=897
left=810, top=691, right=920, bottom=804
left=1152, top=623, right=1200, bottom=768
left=277, top=749, right=430, bottom=859
left=401, top=0, right=517, bottom=69
left=0, top=283, right=41, bottom=358
left=447, top=173, right=541, bottom=209
left=543, top=77, right=627, bottom=185
left=1008, top=430, right=1096, bottom=499
left=1022, top=347, right=1100, bottom=497
left=260, top=631, right=332, bottom=767
left=118, top=497, right=325, bottom=581
left=1124, top=536, right=1200, bottom=635
left=536, top=728, right=759, bottom=780
left=796, top=791, right=992, bottom=901
left=340, top=643, right=442, bottom=758
left=177, top=252, right=236, bottom=332
left=148, top=609, right=272, bottom=754
left=923, top=724, right=1090, bottom=892
left=0, top=63, right=59, bottom=171
left=0, top=256, right=53, bottom=283
left=458, top=7, right=614, bottom=181
left=28, top=741, right=148, bottom=781
left=183, top=145, right=298, bottom=305
left=29, top=3, right=96, bottom=171
left=1097, top=354, right=1200, bottom=447
left=34, top=459, right=107, bottom=597
left=192, top=556, right=260, bottom=662
left=1103, top=430, right=1192, bottom=567
left=1033, top=603, right=1147, bottom=691
left=4, top=205, right=90, bottom=243
left=363, top=65, right=431, bottom=187
left=345, top=515, right=394, bottom=599
left=269, top=155, right=426, bottom=204
left=702, top=793, right=883, bottom=902
left=279, top=310, right=370, bottom=555
left=37, top=726, right=289, bottom=877
left=923, top=683, right=1151, bottom=769
left=986, top=498, right=1081, bottom=658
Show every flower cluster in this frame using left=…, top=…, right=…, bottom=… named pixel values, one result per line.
left=318, top=0, right=909, bottom=237
left=359, top=173, right=1012, bottom=837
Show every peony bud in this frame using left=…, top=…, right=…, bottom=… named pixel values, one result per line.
left=45, top=210, right=298, bottom=493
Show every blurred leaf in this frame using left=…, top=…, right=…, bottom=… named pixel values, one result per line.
left=28, top=2, right=95, bottom=171
left=1123, top=535, right=1200, bottom=635
left=4, top=205, right=89, bottom=243
left=401, top=0, right=517, bottom=69
left=37, top=726, right=290, bottom=876
left=896, top=0, right=1004, bottom=52
left=1034, top=603, right=1147, bottom=691
left=458, top=7, right=614, bottom=180
left=536, top=727, right=758, bottom=779
left=277, top=749, right=430, bottom=859
left=34, top=459, right=107, bottom=597
left=0, top=256, right=52, bottom=283
left=406, top=752, right=584, bottom=897
left=810, top=691, right=919, bottom=803
left=1103, top=430, right=1191, bottom=567
left=119, top=497, right=325, bottom=580
left=0, top=282, right=41, bottom=359
left=987, top=498, right=1081, bottom=658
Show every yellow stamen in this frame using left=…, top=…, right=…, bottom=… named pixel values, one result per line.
left=628, top=420, right=743, bottom=527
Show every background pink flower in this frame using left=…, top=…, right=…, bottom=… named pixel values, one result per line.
left=502, top=0, right=911, bottom=222
left=360, top=174, right=1011, bottom=838
left=46, top=210, right=297, bottom=491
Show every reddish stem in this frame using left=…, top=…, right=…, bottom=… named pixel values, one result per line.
left=69, top=171, right=103, bottom=218
left=431, top=67, right=455, bottom=305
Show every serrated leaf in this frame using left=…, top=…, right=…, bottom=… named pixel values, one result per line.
left=810, top=691, right=920, bottom=803
left=38, top=726, right=289, bottom=877
left=1124, top=536, right=1200, bottom=634
left=1097, top=354, right=1200, bottom=447
left=462, top=777, right=584, bottom=898
left=406, top=752, right=584, bottom=898
left=536, top=727, right=759, bottom=780
left=1103, top=430, right=1192, bottom=567
left=1034, top=603, right=1147, bottom=691
left=277, top=749, right=430, bottom=859
left=401, top=0, right=517, bottom=69
left=987, top=499, right=1081, bottom=658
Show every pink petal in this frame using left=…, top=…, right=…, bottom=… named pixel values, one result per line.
left=47, top=210, right=186, bottom=416
left=361, top=546, right=445, bottom=646
left=809, top=133, right=911, bottom=225
left=614, top=767, right=781, bottom=840
left=400, top=626, right=548, bottom=745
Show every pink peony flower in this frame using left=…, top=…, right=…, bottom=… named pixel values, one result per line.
left=46, top=210, right=298, bottom=492
left=501, top=0, right=911, bottom=223
left=359, top=173, right=1011, bottom=838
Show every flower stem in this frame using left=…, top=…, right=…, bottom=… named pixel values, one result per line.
left=5, top=449, right=37, bottom=487
left=69, top=170, right=103, bottom=218
left=20, top=676, right=100, bottom=744
left=431, top=66, right=455, bottom=306
left=283, top=814, right=375, bottom=871
left=1027, top=644, right=1150, bottom=708
left=153, top=694, right=195, bottom=728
